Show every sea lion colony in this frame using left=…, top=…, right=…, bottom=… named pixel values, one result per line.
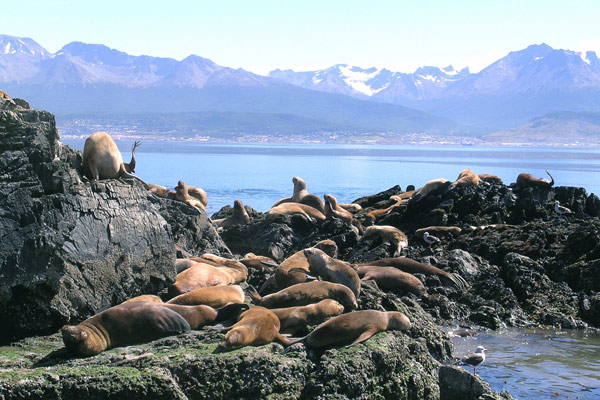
left=63, top=132, right=561, bottom=356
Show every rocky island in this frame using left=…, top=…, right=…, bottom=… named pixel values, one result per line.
left=2, top=96, right=598, bottom=399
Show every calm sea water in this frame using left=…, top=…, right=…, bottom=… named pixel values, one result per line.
left=451, top=328, right=600, bottom=400
left=63, top=139, right=600, bottom=398
left=63, top=140, right=600, bottom=215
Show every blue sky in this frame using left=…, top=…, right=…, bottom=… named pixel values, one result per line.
left=2, top=0, right=599, bottom=74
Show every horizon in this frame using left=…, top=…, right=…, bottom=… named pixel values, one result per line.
left=1, top=0, right=599, bottom=75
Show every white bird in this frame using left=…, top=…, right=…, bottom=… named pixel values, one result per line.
left=423, top=231, right=441, bottom=248
left=554, top=200, right=573, bottom=215
left=455, top=346, right=488, bottom=375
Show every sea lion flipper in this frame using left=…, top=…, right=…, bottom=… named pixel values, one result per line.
left=260, top=260, right=279, bottom=268
left=215, top=303, right=250, bottom=324
left=352, top=328, right=377, bottom=345
left=258, top=276, right=276, bottom=294
left=247, top=285, right=262, bottom=304
left=144, top=306, right=191, bottom=335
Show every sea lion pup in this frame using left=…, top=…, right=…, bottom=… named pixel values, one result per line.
left=271, top=299, right=345, bottom=335
left=213, top=200, right=250, bottom=230
left=324, top=194, right=365, bottom=233
left=410, top=178, right=450, bottom=202
left=167, top=285, right=245, bottom=308
left=304, top=247, right=361, bottom=298
left=363, top=225, right=408, bottom=257
left=248, top=281, right=358, bottom=311
left=82, top=132, right=141, bottom=181
left=514, top=170, right=554, bottom=189
left=61, top=301, right=248, bottom=357
left=175, top=180, right=206, bottom=212
left=449, top=169, right=480, bottom=190
left=122, top=295, right=163, bottom=304
left=339, top=203, right=362, bottom=213
left=219, top=306, right=296, bottom=351
left=415, top=226, right=462, bottom=236
left=357, top=265, right=426, bottom=296
left=269, top=239, right=338, bottom=291
left=478, top=174, right=503, bottom=184
left=266, top=203, right=326, bottom=222
left=360, top=257, right=468, bottom=290
left=147, top=183, right=176, bottom=199
left=292, top=310, right=411, bottom=349
left=168, top=260, right=247, bottom=297
left=272, top=176, right=325, bottom=213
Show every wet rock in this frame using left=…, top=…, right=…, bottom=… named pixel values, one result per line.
left=352, top=184, right=402, bottom=208
left=439, top=365, right=516, bottom=400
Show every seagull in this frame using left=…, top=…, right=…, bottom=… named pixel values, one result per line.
left=455, top=346, right=488, bottom=375
left=423, top=231, right=441, bottom=248
left=554, top=200, right=573, bottom=215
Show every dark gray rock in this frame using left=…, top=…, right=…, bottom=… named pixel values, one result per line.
left=439, top=365, right=515, bottom=400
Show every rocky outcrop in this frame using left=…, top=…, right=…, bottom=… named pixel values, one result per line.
left=0, top=97, right=224, bottom=343
left=439, top=366, right=515, bottom=400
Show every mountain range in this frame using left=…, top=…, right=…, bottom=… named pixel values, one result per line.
left=1, top=34, right=600, bottom=140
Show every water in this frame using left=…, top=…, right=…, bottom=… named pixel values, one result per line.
left=451, top=328, right=600, bottom=400
left=63, top=140, right=600, bottom=214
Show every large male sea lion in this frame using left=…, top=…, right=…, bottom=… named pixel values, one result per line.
left=168, top=260, right=247, bottom=297
left=303, top=247, right=361, bottom=298
left=271, top=299, right=345, bottom=335
left=449, top=169, right=480, bottom=190
left=166, top=285, right=245, bottom=308
left=175, top=180, right=206, bottom=211
left=266, top=203, right=326, bottom=222
left=82, top=132, right=140, bottom=181
left=248, top=281, right=358, bottom=311
left=296, top=310, right=411, bottom=348
left=122, top=295, right=163, bottom=304
left=363, top=225, right=408, bottom=257
left=213, top=200, right=250, bottom=230
left=360, top=257, right=468, bottom=290
left=61, top=301, right=248, bottom=356
left=272, top=176, right=325, bottom=213
left=514, top=170, right=554, bottom=189
left=219, top=306, right=296, bottom=350
left=357, top=265, right=426, bottom=295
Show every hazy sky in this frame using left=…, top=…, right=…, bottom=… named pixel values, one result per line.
left=2, top=0, right=599, bottom=75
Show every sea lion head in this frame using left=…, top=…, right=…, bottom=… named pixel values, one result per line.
left=314, top=239, right=338, bottom=258
left=323, top=194, right=336, bottom=206
left=292, top=176, right=307, bottom=191
left=319, top=299, right=345, bottom=316
left=233, top=200, right=244, bottom=211
left=61, top=325, right=100, bottom=356
left=386, top=312, right=412, bottom=331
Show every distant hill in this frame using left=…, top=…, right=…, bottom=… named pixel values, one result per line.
left=0, top=35, right=464, bottom=138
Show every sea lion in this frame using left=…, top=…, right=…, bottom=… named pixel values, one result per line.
left=357, top=265, right=426, bottom=295
left=213, top=200, right=250, bottom=230
left=248, top=281, right=358, bottom=311
left=449, top=169, right=480, bottom=190
left=175, top=180, right=206, bottom=211
left=239, top=253, right=278, bottom=270
left=219, top=306, right=295, bottom=350
left=61, top=301, right=248, bottom=356
left=191, top=253, right=248, bottom=280
left=147, top=184, right=176, bottom=199
left=271, top=299, right=345, bottom=335
left=478, top=174, right=503, bottom=184
left=266, top=203, right=326, bottom=222
left=0, top=89, right=11, bottom=99
left=514, top=170, right=554, bottom=189
left=297, top=310, right=411, bottom=348
left=360, top=257, right=468, bottom=290
left=122, top=295, right=163, bottom=304
left=324, top=194, right=364, bottom=233
left=188, top=185, right=208, bottom=209
left=168, top=260, right=247, bottom=297
left=363, top=225, right=408, bottom=257
left=166, top=285, right=245, bottom=308
left=339, top=203, right=362, bottom=213
left=82, top=132, right=140, bottom=181
left=303, top=247, right=361, bottom=298
left=410, top=178, right=450, bottom=202
left=415, top=226, right=462, bottom=236
left=366, top=197, right=403, bottom=222
left=272, top=176, right=325, bottom=213
left=271, top=239, right=338, bottom=290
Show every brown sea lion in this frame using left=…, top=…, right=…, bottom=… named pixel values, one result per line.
left=0, top=89, right=11, bottom=99
left=219, top=306, right=296, bottom=350
left=188, top=185, right=208, bottom=209
left=360, top=257, right=468, bottom=290
left=166, top=285, right=245, bottom=308
left=478, top=174, right=503, bottom=184
left=266, top=203, right=326, bottom=222
left=363, top=225, right=408, bottom=257
left=297, top=310, right=411, bottom=348
left=122, top=295, right=163, bottom=304
left=191, top=254, right=249, bottom=280
left=324, top=194, right=365, bottom=233
left=514, top=170, right=554, bottom=189
left=213, top=200, right=250, bottom=230
left=357, top=265, right=426, bottom=295
left=338, top=203, right=362, bottom=213
left=450, top=169, right=480, bottom=189
left=61, top=301, right=248, bottom=356
left=271, top=240, right=338, bottom=291
left=147, top=184, right=176, bottom=199
left=366, top=198, right=403, bottom=222
left=168, top=260, right=247, bottom=297
left=82, top=132, right=140, bottom=181
left=303, top=247, right=361, bottom=298
left=272, top=176, right=325, bottom=213
left=175, top=180, right=206, bottom=211
left=271, top=299, right=345, bottom=335
left=248, top=281, right=358, bottom=311
left=410, top=178, right=450, bottom=202
left=414, top=226, right=462, bottom=236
